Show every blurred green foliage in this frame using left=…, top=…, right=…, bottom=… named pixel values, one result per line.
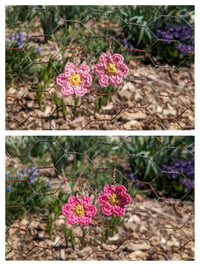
left=6, top=176, right=52, bottom=226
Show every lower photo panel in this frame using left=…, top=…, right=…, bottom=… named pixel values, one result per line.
left=5, top=136, right=194, bottom=260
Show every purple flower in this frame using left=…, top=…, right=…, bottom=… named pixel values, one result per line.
left=181, top=178, right=194, bottom=190
left=135, top=180, right=140, bottom=187
left=19, top=32, right=23, bottom=41
left=129, top=172, right=135, bottom=180
left=154, top=23, right=194, bottom=56
left=36, top=47, right=41, bottom=55
left=37, top=168, right=41, bottom=175
left=21, top=168, right=27, bottom=175
left=17, top=40, right=24, bottom=48
left=26, top=167, right=36, bottom=184
left=9, top=33, right=14, bottom=41
left=6, top=185, right=12, bottom=192
left=14, top=33, right=19, bottom=40
left=47, top=180, right=51, bottom=188
left=129, top=44, right=134, bottom=53
left=123, top=38, right=128, bottom=46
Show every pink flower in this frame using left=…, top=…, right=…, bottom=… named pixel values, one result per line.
left=93, top=53, right=129, bottom=87
left=98, top=185, right=131, bottom=216
left=56, top=63, right=92, bottom=96
left=62, top=196, right=97, bottom=225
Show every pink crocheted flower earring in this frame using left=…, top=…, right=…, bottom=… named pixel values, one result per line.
left=56, top=62, right=92, bottom=97
left=98, top=185, right=131, bottom=216
left=62, top=196, right=97, bottom=225
left=93, top=53, right=129, bottom=87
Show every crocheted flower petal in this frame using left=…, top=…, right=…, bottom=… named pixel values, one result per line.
left=102, top=204, right=113, bottom=215
left=68, top=196, right=80, bottom=205
left=113, top=205, right=125, bottom=216
left=77, top=64, right=90, bottom=74
left=120, top=193, right=131, bottom=205
left=78, top=216, right=92, bottom=225
left=93, top=63, right=105, bottom=75
left=66, top=215, right=78, bottom=224
left=64, top=62, right=76, bottom=75
left=116, top=63, right=129, bottom=77
left=56, top=73, right=68, bottom=86
left=74, top=86, right=87, bottom=97
left=61, top=84, right=74, bottom=96
left=62, top=203, right=73, bottom=216
left=110, top=75, right=122, bottom=86
left=111, top=54, right=124, bottom=64
left=98, top=74, right=110, bottom=87
left=115, top=185, right=127, bottom=194
left=98, top=193, right=108, bottom=204
left=82, top=73, right=92, bottom=87
left=85, top=205, right=97, bottom=217
left=103, top=184, right=114, bottom=194
left=99, top=53, right=112, bottom=64
left=81, top=196, right=92, bottom=205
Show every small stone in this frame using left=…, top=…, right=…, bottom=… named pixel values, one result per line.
left=160, top=237, right=167, bottom=244
left=134, top=91, right=143, bottom=101
left=78, top=246, right=92, bottom=256
left=108, top=234, right=120, bottom=241
left=102, top=103, right=114, bottom=111
left=72, top=226, right=82, bottom=237
left=124, top=222, right=137, bottom=231
left=123, top=120, right=141, bottom=129
left=128, top=215, right=141, bottom=224
left=52, top=236, right=60, bottom=246
left=129, top=250, right=146, bottom=260
left=120, top=111, right=146, bottom=122
left=118, top=89, right=132, bottom=100
left=167, top=240, right=180, bottom=248
left=44, top=106, right=52, bottom=115
left=71, top=116, right=85, bottom=124
left=60, top=249, right=66, bottom=260
left=123, top=242, right=150, bottom=252
left=21, top=219, right=29, bottom=226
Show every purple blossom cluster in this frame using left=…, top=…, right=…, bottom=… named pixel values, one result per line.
left=6, top=167, right=51, bottom=192
left=155, top=23, right=194, bottom=56
left=6, top=31, right=41, bottom=54
left=129, top=172, right=140, bottom=187
left=161, top=159, right=194, bottom=190
left=122, top=38, right=134, bottom=53
left=7, top=31, right=30, bottom=48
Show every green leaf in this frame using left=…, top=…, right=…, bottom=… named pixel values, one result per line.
left=36, top=82, right=44, bottom=110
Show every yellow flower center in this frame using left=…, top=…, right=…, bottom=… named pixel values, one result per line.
left=72, top=204, right=85, bottom=217
left=69, top=73, right=82, bottom=86
left=108, top=193, right=120, bottom=206
left=105, top=62, right=118, bottom=76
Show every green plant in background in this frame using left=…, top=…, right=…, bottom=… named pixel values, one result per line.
left=118, top=5, right=194, bottom=64
left=101, top=216, right=123, bottom=243
left=6, top=136, right=194, bottom=201
left=94, top=85, right=115, bottom=112
left=6, top=168, right=52, bottom=226
left=61, top=225, right=76, bottom=249
left=6, top=45, right=39, bottom=86
left=123, top=136, right=194, bottom=198
left=5, top=6, right=38, bottom=25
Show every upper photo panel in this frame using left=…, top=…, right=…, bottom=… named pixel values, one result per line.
left=6, top=6, right=194, bottom=130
